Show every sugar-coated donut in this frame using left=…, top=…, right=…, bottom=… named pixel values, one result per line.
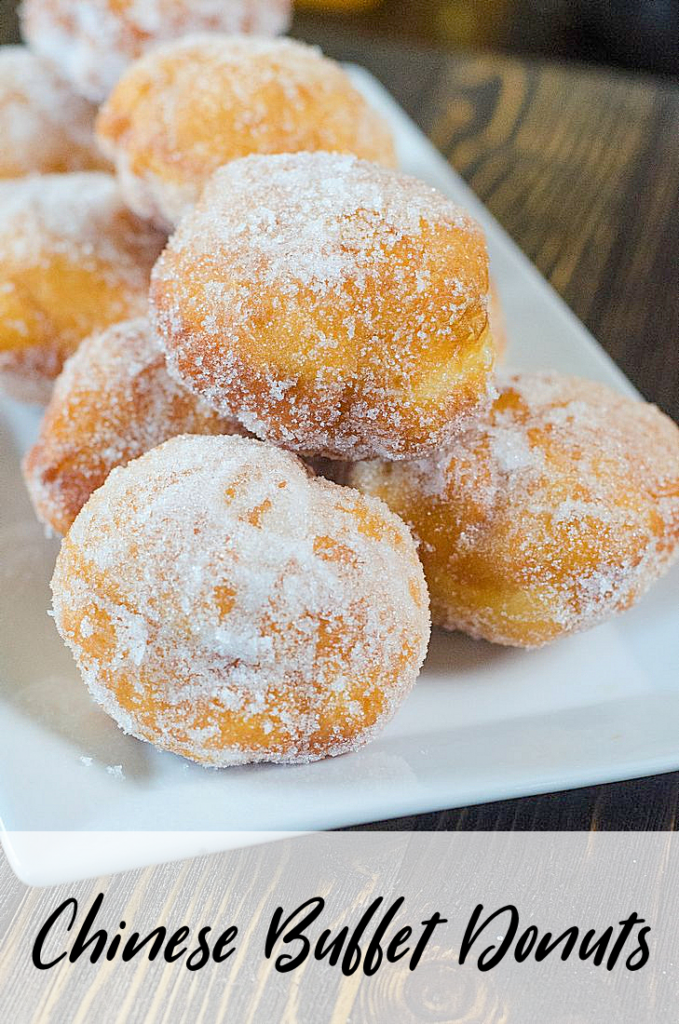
left=0, top=46, right=107, bottom=177
left=489, top=280, right=508, bottom=361
left=21, top=0, right=291, bottom=103
left=96, top=35, right=397, bottom=229
left=23, top=318, right=242, bottom=534
left=51, top=434, right=430, bottom=766
left=0, top=173, right=164, bottom=403
left=345, top=371, right=679, bottom=648
left=151, top=153, right=495, bottom=461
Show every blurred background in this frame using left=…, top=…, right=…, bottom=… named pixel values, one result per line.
left=297, top=0, right=679, bottom=76
left=4, top=0, right=678, bottom=78
left=1, top=0, right=678, bottom=76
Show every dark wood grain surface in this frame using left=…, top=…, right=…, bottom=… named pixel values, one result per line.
left=0, top=9, right=677, bottom=831
left=290, top=20, right=679, bottom=833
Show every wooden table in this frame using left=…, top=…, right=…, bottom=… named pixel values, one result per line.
left=289, top=18, right=679, bottom=833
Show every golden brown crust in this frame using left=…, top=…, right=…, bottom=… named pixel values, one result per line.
left=21, top=0, right=291, bottom=103
left=489, top=278, right=508, bottom=361
left=346, top=371, right=679, bottom=648
left=151, top=153, right=496, bottom=461
left=97, top=34, right=397, bottom=228
left=23, top=318, right=242, bottom=534
left=51, top=434, right=430, bottom=766
left=0, top=173, right=165, bottom=403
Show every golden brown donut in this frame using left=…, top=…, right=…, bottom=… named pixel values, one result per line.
left=345, top=371, right=679, bottom=648
left=21, top=0, right=292, bottom=103
left=0, top=173, right=164, bottom=403
left=0, top=46, right=107, bottom=177
left=51, top=434, right=430, bottom=766
left=489, top=279, right=508, bottom=361
left=23, top=318, right=243, bottom=535
left=96, top=35, right=397, bottom=229
left=151, top=152, right=495, bottom=461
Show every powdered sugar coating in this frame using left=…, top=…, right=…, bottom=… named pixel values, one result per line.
left=21, top=0, right=291, bottom=102
left=51, top=434, right=430, bottom=766
left=346, top=371, right=679, bottom=648
left=0, top=46, right=107, bottom=177
left=23, top=318, right=242, bottom=534
left=0, top=172, right=165, bottom=403
left=96, top=34, right=396, bottom=229
left=0, top=173, right=162, bottom=269
left=151, top=152, right=494, bottom=460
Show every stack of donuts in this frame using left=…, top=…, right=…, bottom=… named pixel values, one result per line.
left=4, top=1, right=679, bottom=768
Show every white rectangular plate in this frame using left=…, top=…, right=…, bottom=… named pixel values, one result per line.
left=2, top=68, right=678, bottom=885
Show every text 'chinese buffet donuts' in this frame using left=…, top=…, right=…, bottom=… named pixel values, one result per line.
left=0, top=173, right=164, bottom=404
left=0, top=46, right=107, bottom=177
left=345, top=371, right=679, bottom=649
left=23, top=318, right=243, bottom=535
left=51, top=434, right=430, bottom=767
left=151, top=152, right=495, bottom=461
left=20, top=0, right=292, bottom=103
left=96, top=34, right=397, bottom=230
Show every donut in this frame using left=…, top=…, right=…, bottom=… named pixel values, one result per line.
left=0, top=173, right=164, bottom=403
left=20, top=0, right=292, bottom=103
left=96, top=35, right=397, bottom=229
left=23, top=318, right=243, bottom=535
left=51, top=434, right=430, bottom=766
left=0, top=46, right=107, bottom=177
left=489, top=279, right=508, bottom=361
left=345, top=371, right=679, bottom=648
left=151, top=152, right=495, bottom=461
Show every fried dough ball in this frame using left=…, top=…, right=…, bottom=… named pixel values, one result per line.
left=20, top=0, right=291, bottom=103
left=96, top=35, right=397, bottom=229
left=0, top=173, right=164, bottom=403
left=51, top=434, right=430, bottom=766
left=151, top=153, right=495, bottom=461
left=345, top=371, right=679, bottom=648
left=23, top=318, right=242, bottom=534
left=489, top=280, right=508, bottom=361
left=0, top=46, right=107, bottom=177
